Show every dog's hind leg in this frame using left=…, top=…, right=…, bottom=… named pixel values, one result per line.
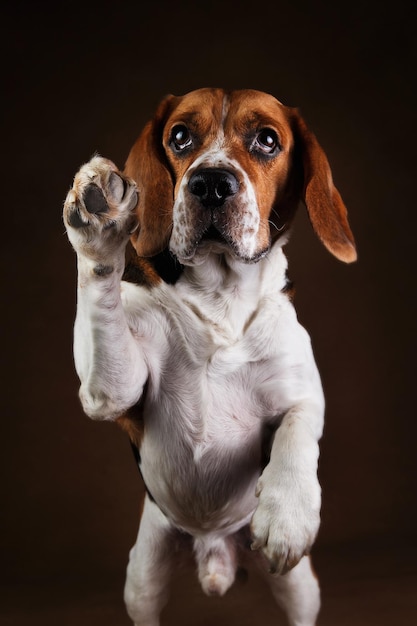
left=124, top=496, right=175, bottom=626
left=258, top=554, right=320, bottom=626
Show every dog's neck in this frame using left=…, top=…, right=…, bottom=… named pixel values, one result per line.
left=176, top=241, right=289, bottom=341
left=183, top=240, right=288, bottom=287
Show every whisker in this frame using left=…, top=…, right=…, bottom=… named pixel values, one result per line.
left=268, top=218, right=285, bottom=232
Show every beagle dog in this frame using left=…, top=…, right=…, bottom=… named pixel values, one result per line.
left=63, top=88, right=356, bottom=626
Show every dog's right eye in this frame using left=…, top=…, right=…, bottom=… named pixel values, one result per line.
left=170, top=125, right=193, bottom=152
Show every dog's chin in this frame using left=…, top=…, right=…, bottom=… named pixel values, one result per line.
left=173, top=226, right=270, bottom=267
left=173, top=240, right=230, bottom=267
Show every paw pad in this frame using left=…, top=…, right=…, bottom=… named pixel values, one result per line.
left=82, top=184, right=109, bottom=216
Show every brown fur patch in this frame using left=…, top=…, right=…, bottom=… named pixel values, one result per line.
left=116, top=394, right=146, bottom=451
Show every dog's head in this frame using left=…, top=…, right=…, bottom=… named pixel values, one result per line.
left=124, top=88, right=356, bottom=265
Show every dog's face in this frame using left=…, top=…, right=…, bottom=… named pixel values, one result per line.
left=162, top=89, right=298, bottom=264
left=125, top=88, right=356, bottom=265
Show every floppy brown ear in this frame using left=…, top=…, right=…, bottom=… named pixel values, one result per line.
left=124, top=95, right=176, bottom=257
left=291, top=110, right=357, bottom=263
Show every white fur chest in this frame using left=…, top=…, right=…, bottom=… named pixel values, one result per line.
left=121, top=245, right=322, bottom=531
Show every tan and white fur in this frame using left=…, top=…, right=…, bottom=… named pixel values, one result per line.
left=63, top=88, right=356, bottom=626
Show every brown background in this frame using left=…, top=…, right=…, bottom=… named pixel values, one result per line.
left=2, top=0, right=416, bottom=624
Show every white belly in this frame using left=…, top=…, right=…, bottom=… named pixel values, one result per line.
left=139, top=363, right=271, bottom=534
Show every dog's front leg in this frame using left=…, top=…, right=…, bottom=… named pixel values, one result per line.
left=63, top=156, right=147, bottom=420
left=250, top=400, right=323, bottom=577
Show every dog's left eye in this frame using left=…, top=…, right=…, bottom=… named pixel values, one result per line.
left=170, top=125, right=193, bottom=152
left=253, top=129, right=280, bottom=155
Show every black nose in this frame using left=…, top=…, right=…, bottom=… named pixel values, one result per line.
left=188, top=168, right=239, bottom=208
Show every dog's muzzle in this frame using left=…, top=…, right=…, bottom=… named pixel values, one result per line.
left=188, top=168, right=239, bottom=209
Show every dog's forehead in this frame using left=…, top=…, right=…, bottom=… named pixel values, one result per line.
left=164, top=88, right=291, bottom=138
left=226, top=90, right=291, bottom=139
left=227, top=89, right=285, bottom=117
left=165, top=88, right=225, bottom=132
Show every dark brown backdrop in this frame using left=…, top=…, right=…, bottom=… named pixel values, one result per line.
left=2, top=0, right=416, bottom=624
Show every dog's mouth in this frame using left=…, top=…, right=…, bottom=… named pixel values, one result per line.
left=174, top=223, right=231, bottom=265
left=201, top=224, right=227, bottom=244
left=171, top=210, right=269, bottom=265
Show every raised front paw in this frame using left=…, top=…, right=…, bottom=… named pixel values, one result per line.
left=250, top=474, right=321, bottom=575
left=63, top=155, right=138, bottom=259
